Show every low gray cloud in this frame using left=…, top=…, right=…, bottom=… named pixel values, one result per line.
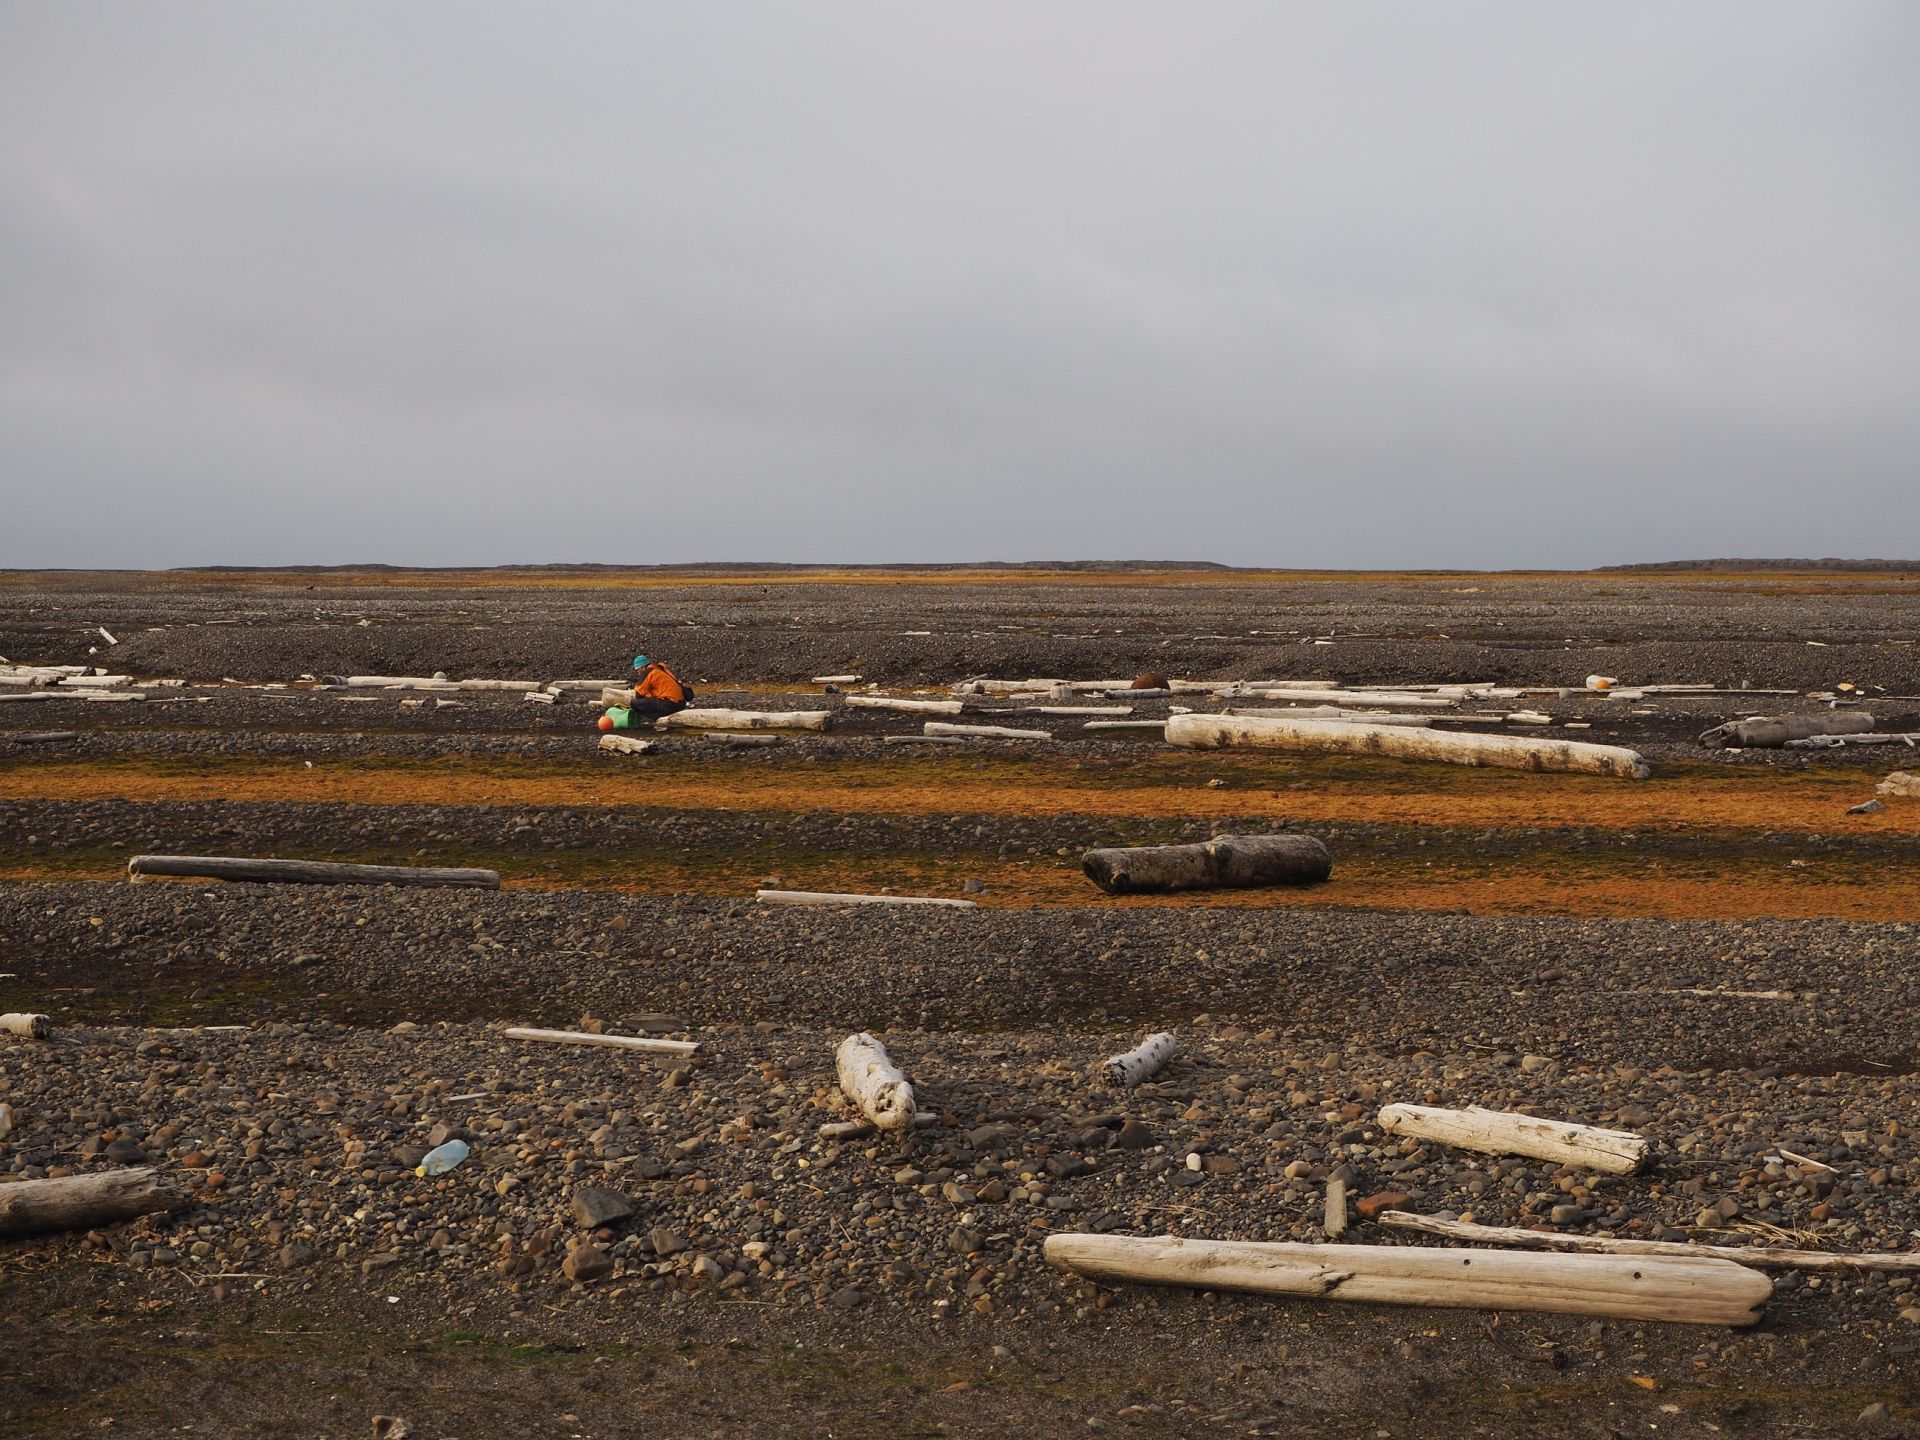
left=2, top=2, right=1914, bottom=567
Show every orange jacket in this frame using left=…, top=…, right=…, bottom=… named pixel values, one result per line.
left=633, top=662, right=687, bottom=705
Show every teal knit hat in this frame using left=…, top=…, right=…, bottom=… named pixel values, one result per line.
left=632, top=654, right=649, bottom=670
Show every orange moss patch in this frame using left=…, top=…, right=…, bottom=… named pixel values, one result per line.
left=5, top=848, right=1916, bottom=921
left=0, top=752, right=1907, bottom=836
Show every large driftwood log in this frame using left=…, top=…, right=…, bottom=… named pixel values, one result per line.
left=756, top=889, right=977, bottom=909
left=1377, top=1103, right=1649, bottom=1174
left=659, top=708, right=832, bottom=732
left=1378, top=1211, right=1920, bottom=1273
left=1166, top=713, right=1652, bottom=779
left=923, top=722, right=1052, bottom=741
left=1103, top=1032, right=1178, bottom=1088
left=0, top=1167, right=191, bottom=1236
left=835, top=1033, right=915, bottom=1131
left=841, top=695, right=965, bottom=715
left=1698, top=713, right=1875, bottom=748
left=502, top=1026, right=699, bottom=1056
left=0, top=1013, right=52, bottom=1039
left=1043, top=1234, right=1769, bottom=1325
left=127, top=855, right=501, bottom=889
left=1082, top=834, right=1331, bottom=895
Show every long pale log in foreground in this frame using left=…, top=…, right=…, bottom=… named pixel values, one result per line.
left=0, top=1167, right=191, bottom=1237
left=924, top=722, right=1052, bottom=741
left=1104, top=1032, right=1179, bottom=1088
left=1044, top=1233, right=1768, bottom=1326
left=1378, top=1211, right=1920, bottom=1273
left=1378, top=1103, right=1649, bottom=1175
left=1, top=1013, right=51, bottom=1039
left=1698, top=713, right=1875, bottom=748
left=756, top=889, right=977, bottom=909
left=128, top=855, right=501, bottom=890
left=659, top=708, right=832, bottom=732
left=1082, top=834, right=1331, bottom=895
left=502, top=1027, right=699, bottom=1056
left=1166, top=713, right=1652, bottom=780
left=836, top=1033, right=915, bottom=1131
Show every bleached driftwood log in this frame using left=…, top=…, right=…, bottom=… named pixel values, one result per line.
left=842, top=695, right=965, bottom=715
left=345, top=675, right=458, bottom=689
left=598, top=734, right=655, bottom=755
left=1082, top=834, right=1331, bottom=895
left=128, top=855, right=501, bottom=890
left=1505, top=711, right=1553, bottom=725
left=835, top=1033, right=916, bottom=1131
left=456, top=678, right=536, bottom=691
left=924, top=722, right=1051, bottom=741
left=0, top=1013, right=52, bottom=1039
left=522, top=690, right=557, bottom=704
left=1023, top=705, right=1134, bottom=717
left=700, top=732, right=780, bottom=747
left=1698, top=714, right=1875, bottom=748
left=57, top=674, right=132, bottom=688
left=502, top=1026, right=699, bottom=1056
left=1235, top=689, right=1457, bottom=708
left=1225, top=706, right=1434, bottom=728
left=1377, top=1103, right=1649, bottom=1175
left=1787, top=733, right=1920, bottom=750
left=1085, top=720, right=1166, bottom=731
left=882, top=735, right=972, bottom=746
left=1377, top=1212, right=1920, bottom=1273
left=659, top=708, right=832, bottom=732
left=1166, top=714, right=1652, bottom=780
left=1042, top=1234, right=1768, bottom=1325
left=1103, top=1032, right=1178, bottom=1088
left=756, top=889, right=977, bottom=909
left=812, top=673, right=862, bottom=684
left=0, top=1167, right=192, bottom=1237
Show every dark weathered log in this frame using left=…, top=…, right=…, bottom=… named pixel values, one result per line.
left=1082, top=834, right=1331, bottom=895
left=8, top=731, right=81, bottom=745
left=1698, top=713, right=1875, bottom=749
left=127, top=855, right=500, bottom=889
left=0, top=1167, right=190, bottom=1236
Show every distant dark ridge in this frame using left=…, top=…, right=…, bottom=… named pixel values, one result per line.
left=175, top=560, right=1237, bottom=574
left=1601, top=559, right=1920, bottom=573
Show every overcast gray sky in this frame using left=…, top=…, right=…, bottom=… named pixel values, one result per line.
left=2, top=3, right=1914, bottom=569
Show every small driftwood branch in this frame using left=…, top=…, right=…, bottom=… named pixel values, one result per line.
left=1378, top=1211, right=1920, bottom=1273
left=924, top=722, right=1052, bottom=742
left=502, top=1027, right=699, bottom=1055
left=818, top=1111, right=940, bottom=1140
left=598, top=734, right=655, bottom=755
left=127, top=855, right=500, bottom=890
left=1042, top=1233, right=1769, bottom=1326
left=756, top=889, right=977, bottom=910
left=1377, top=1103, right=1649, bottom=1175
left=835, top=1033, right=915, bottom=1131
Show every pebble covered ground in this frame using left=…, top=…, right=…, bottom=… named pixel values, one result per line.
left=4, top=568, right=1920, bottom=1436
